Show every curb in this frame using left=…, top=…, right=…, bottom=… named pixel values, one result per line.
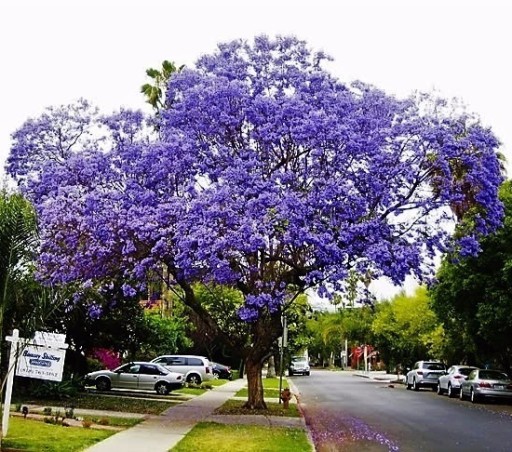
left=287, top=379, right=316, bottom=452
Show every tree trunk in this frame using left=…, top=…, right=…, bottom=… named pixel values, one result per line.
left=266, top=355, right=276, bottom=378
left=244, top=355, right=267, bottom=409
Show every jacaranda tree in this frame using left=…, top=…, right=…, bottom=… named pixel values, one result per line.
left=7, top=36, right=504, bottom=408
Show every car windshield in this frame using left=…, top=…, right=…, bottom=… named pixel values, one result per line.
left=155, top=364, right=168, bottom=374
left=479, top=370, right=509, bottom=381
left=425, top=363, right=444, bottom=370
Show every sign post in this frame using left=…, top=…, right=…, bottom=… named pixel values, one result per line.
left=3, top=329, right=20, bottom=436
left=3, top=330, right=68, bottom=437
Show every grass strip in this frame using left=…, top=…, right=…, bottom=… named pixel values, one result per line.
left=213, top=399, right=300, bottom=417
left=172, top=422, right=312, bottom=452
left=15, top=393, right=175, bottom=415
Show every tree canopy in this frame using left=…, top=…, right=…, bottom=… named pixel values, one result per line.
left=430, top=180, right=512, bottom=372
left=6, top=35, right=505, bottom=407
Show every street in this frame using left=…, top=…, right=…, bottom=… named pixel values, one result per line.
left=291, top=370, right=512, bottom=452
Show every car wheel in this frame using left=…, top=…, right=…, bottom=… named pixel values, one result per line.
left=470, top=388, right=479, bottom=404
left=447, top=384, right=454, bottom=398
left=412, top=378, right=419, bottom=391
left=96, top=378, right=111, bottom=391
left=431, top=385, right=438, bottom=392
left=212, top=372, right=220, bottom=380
left=406, top=378, right=411, bottom=390
left=459, top=387, right=465, bottom=400
left=306, top=371, right=310, bottom=376
left=187, top=374, right=202, bottom=385
left=437, top=384, right=443, bottom=395
left=155, top=382, right=170, bottom=395
left=289, top=370, right=294, bottom=376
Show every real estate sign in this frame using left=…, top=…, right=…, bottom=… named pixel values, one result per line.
left=16, top=345, right=66, bottom=382
left=15, top=331, right=68, bottom=382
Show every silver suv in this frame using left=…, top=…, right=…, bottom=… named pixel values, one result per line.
left=406, top=360, right=446, bottom=391
left=150, top=355, right=213, bottom=385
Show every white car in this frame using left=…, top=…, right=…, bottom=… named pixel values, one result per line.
left=288, top=356, right=310, bottom=376
left=85, top=362, right=184, bottom=395
left=150, top=354, right=213, bottom=384
left=437, top=365, right=477, bottom=398
left=405, top=360, right=446, bottom=391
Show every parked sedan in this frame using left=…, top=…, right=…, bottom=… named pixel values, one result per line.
left=85, top=362, right=185, bottom=395
left=437, top=365, right=478, bottom=398
left=212, top=362, right=232, bottom=380
left=459, top=368, right=512, bottom=403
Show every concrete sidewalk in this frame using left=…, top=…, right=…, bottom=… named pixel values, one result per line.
left=85, top=378, right=305, bottom=452
left=353, top=370, right=405, bottom=382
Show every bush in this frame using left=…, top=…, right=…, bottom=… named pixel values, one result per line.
left=97, top=417, right=109, bottom=426
left=82, top=419, right=93, bottom=428
left=26, top=379, right=82, bottom=399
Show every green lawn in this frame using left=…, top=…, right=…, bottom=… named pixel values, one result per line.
left=1, top=417, right=115, bottom=452
left=171, top=422, right=312, bottom=452
left=260, top=377, right=288, bottom=389
left=235, top=377, right=291, bottom=398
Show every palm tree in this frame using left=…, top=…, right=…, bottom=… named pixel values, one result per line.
left=0, top=190, right=38, bottom=351
left=141, top=60, right=184, bottom=111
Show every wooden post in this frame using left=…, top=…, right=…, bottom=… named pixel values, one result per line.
left=3, top=329, right=19, bottom=437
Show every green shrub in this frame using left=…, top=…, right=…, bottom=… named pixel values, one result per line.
left=43, top=407, right=52, bottom=415
left=86, top=356, right=105, bottom=373
left=27, top=379, right=81, bottom=399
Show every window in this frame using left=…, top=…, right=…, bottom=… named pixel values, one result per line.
left=168, top=357, right=187, bottom=366
left=188, top=358, right=203, bottom=366
left=140, top=364, right=159, bottom=375
left=127, top=364, right=140, bottom=374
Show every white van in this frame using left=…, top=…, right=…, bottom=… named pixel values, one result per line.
left=150, top=355, right=213, bottom=384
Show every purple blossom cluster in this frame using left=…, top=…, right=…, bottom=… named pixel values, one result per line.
left=7, top=35, right=504, bottom=321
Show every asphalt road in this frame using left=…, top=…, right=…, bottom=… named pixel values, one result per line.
left=290, top=370, right=512, bottom=452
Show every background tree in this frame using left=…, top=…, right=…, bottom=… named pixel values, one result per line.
left=7, top=36, right=504, bottom=409
left=430, top=180, right=512, bottom=372
left=311, top=307, right=374, bottom=367
left=371, top=287, right=441, bottom=371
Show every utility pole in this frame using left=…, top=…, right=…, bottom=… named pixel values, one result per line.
left=278, top=314, right=288, bottom=403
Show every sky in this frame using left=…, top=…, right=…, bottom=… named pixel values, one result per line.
left=1, top=0, right=510, bottom=300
